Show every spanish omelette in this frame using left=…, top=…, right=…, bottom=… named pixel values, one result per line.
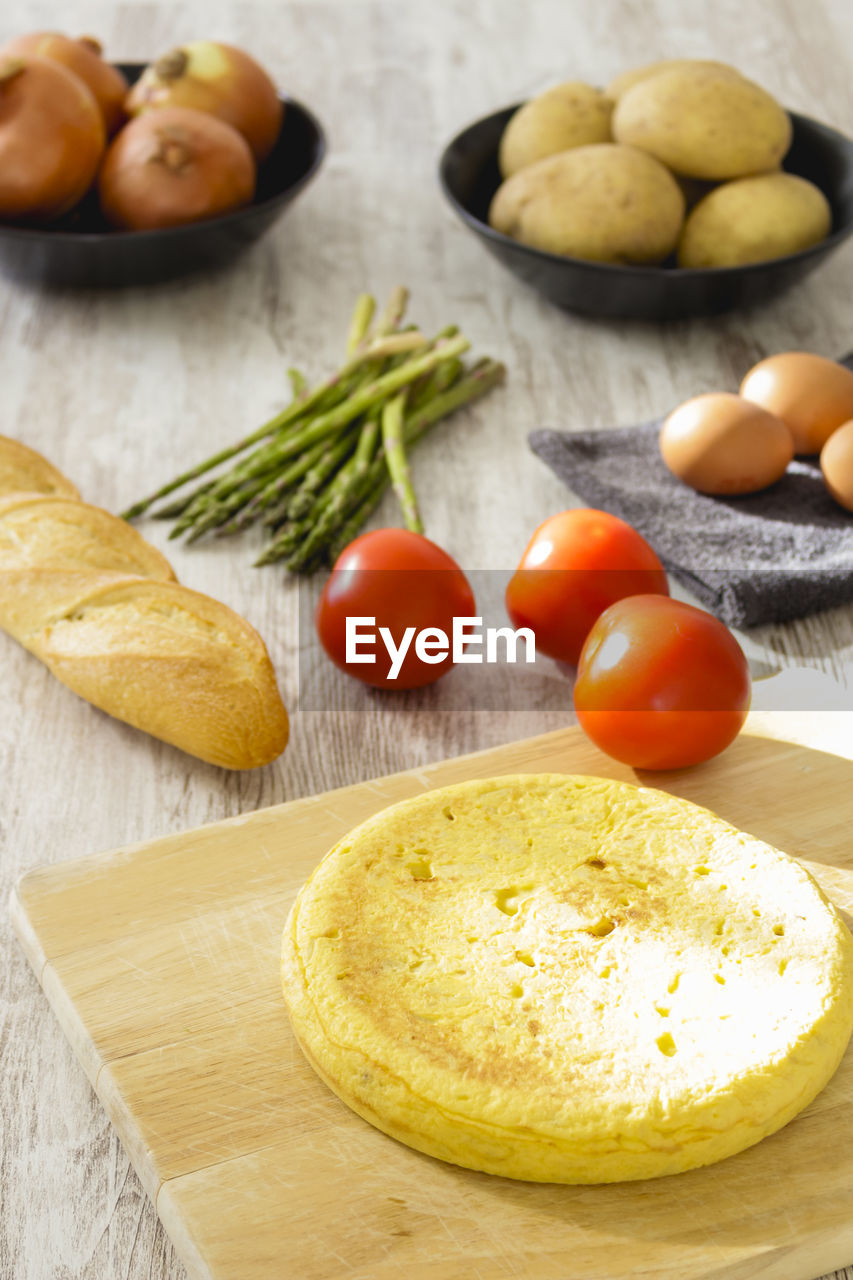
left=281, top=774, right=853, bottom=1182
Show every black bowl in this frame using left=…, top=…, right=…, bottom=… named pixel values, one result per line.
left=439, top=105, right=853, bottom=320
left=0, top=64, right=326, bottom=288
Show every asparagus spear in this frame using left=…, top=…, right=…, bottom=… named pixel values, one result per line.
left=257, top=415, right=381, bottom=568
left=171, top=356, right=396, bottom=532
left=177, top=334, right=471, bottom=525
left=381, top=391, right=422, bottom=533
left=180, top=476, right=277, bottom=542
left=346, top=293, right=376, bottom=354
left=206, top=344, right=408, bottom=542
left=123, top=288, right=506, bottom=572
left=150, top=480, right=216, bottom=519
left=270, top=359, right=506, bottom=569
left=325, top=488, right=387, bottom=564
left=323, top=359, right=506, bottom=563
left=215, top=436, right=332, bottom=536
left=375, top=285, right=409, bottom=337
left=121, top=330, right=427, bottom=520
left=287, top=368, right=307, bottom=398
left=262, top=496, right=295, bottom=530
left=281, top=425, right=361, bottom=521
left=408, top=354, right=463, bottom=414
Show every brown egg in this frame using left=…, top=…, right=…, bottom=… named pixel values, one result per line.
left=820, top=419, right=853, bottom=513
left=660, top=392, right=794, bottom=495
left=739, top=352, right=853, bottom=454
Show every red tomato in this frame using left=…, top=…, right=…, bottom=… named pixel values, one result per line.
left=315, top=529, right=476, bottom=689
left=505, top=509, right=669, bottom=666
left=574, top=595, right=750, bottom=770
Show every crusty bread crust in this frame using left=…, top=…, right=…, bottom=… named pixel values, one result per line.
left=0, top=436, right=81, bottom=501
left=0, top=435, right=289, bottom=769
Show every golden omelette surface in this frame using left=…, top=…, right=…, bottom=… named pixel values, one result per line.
left=281, top=774, right=853, bottom=1182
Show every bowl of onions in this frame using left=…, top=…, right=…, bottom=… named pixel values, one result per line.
left=0, top=40, right=326, bottom=287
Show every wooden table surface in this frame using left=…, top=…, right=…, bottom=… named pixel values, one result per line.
left=1, top=2, right=852, bottom=1278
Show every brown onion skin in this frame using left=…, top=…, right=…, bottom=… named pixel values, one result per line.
left=0, top=32, right=129, bottom=135
left=98, top=105, right=256, bottom=230
left=126, top=41, right=283, bottom=161
left=0, top=56, right=105, bottom=222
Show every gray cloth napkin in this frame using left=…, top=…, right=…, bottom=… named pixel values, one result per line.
left=529, top=356, right=853, bottom=629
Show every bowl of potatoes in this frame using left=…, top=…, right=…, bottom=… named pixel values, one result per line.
left=439, top=59, right=853, bottom=320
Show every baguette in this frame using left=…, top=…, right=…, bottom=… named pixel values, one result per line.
left=0, top=435, right=81, bottom=501
left=0, top=435, right=289, bottom=769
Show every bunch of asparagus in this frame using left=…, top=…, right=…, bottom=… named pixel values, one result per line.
left=122, top=288, right=505, bottom=572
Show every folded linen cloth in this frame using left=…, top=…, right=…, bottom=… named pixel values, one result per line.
left=529, top=358, right=853, bottom=629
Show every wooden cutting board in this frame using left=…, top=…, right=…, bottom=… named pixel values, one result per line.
left=11, top=727, right=853, bottom=1280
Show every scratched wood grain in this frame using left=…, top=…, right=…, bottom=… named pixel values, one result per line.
left=0, top=0, right=852, bottom=1277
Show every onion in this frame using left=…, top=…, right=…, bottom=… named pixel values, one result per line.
left=126, top=41, right=283, bottom=161
left=0, top=32, right=128, bottom=134
left=98, top=106, right=256, bottom=230
left=0, top=56, right=105, bottom=222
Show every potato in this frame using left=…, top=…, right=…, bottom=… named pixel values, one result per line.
left=613, top=67, right=791, bottom=179
left=678, top=173, right=831, bottom=267
left=606, top=58, right=739, bottom=100
left=489, top=143, right=685, bottom=264
left=498, top=82, right=613, bottom=178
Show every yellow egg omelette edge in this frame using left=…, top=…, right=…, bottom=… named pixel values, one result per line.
left=281, top=773, right=853, bottom=1183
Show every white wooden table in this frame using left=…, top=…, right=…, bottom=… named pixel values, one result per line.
left=1, top=2, right=852, bottom=1277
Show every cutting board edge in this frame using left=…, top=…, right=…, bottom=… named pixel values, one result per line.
left=13, top=882, right=169, bottom=1207
left=7, top=723, right=593, bottom=925
left=707, top=1229, right=853, bottom=1280
left=9, top=889, right=98, bottom=1082
left=789, top=1234, right=853, bottom=1280
left=156, top=1178, right=219, bottom=1280
left=129, top=1125, right=853, bottom=1280
left=9, top=882, right=48, bottom=981
left=8, top=725, right=826, bottom=918
left=96, top=1057, right=167, bottom=1205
